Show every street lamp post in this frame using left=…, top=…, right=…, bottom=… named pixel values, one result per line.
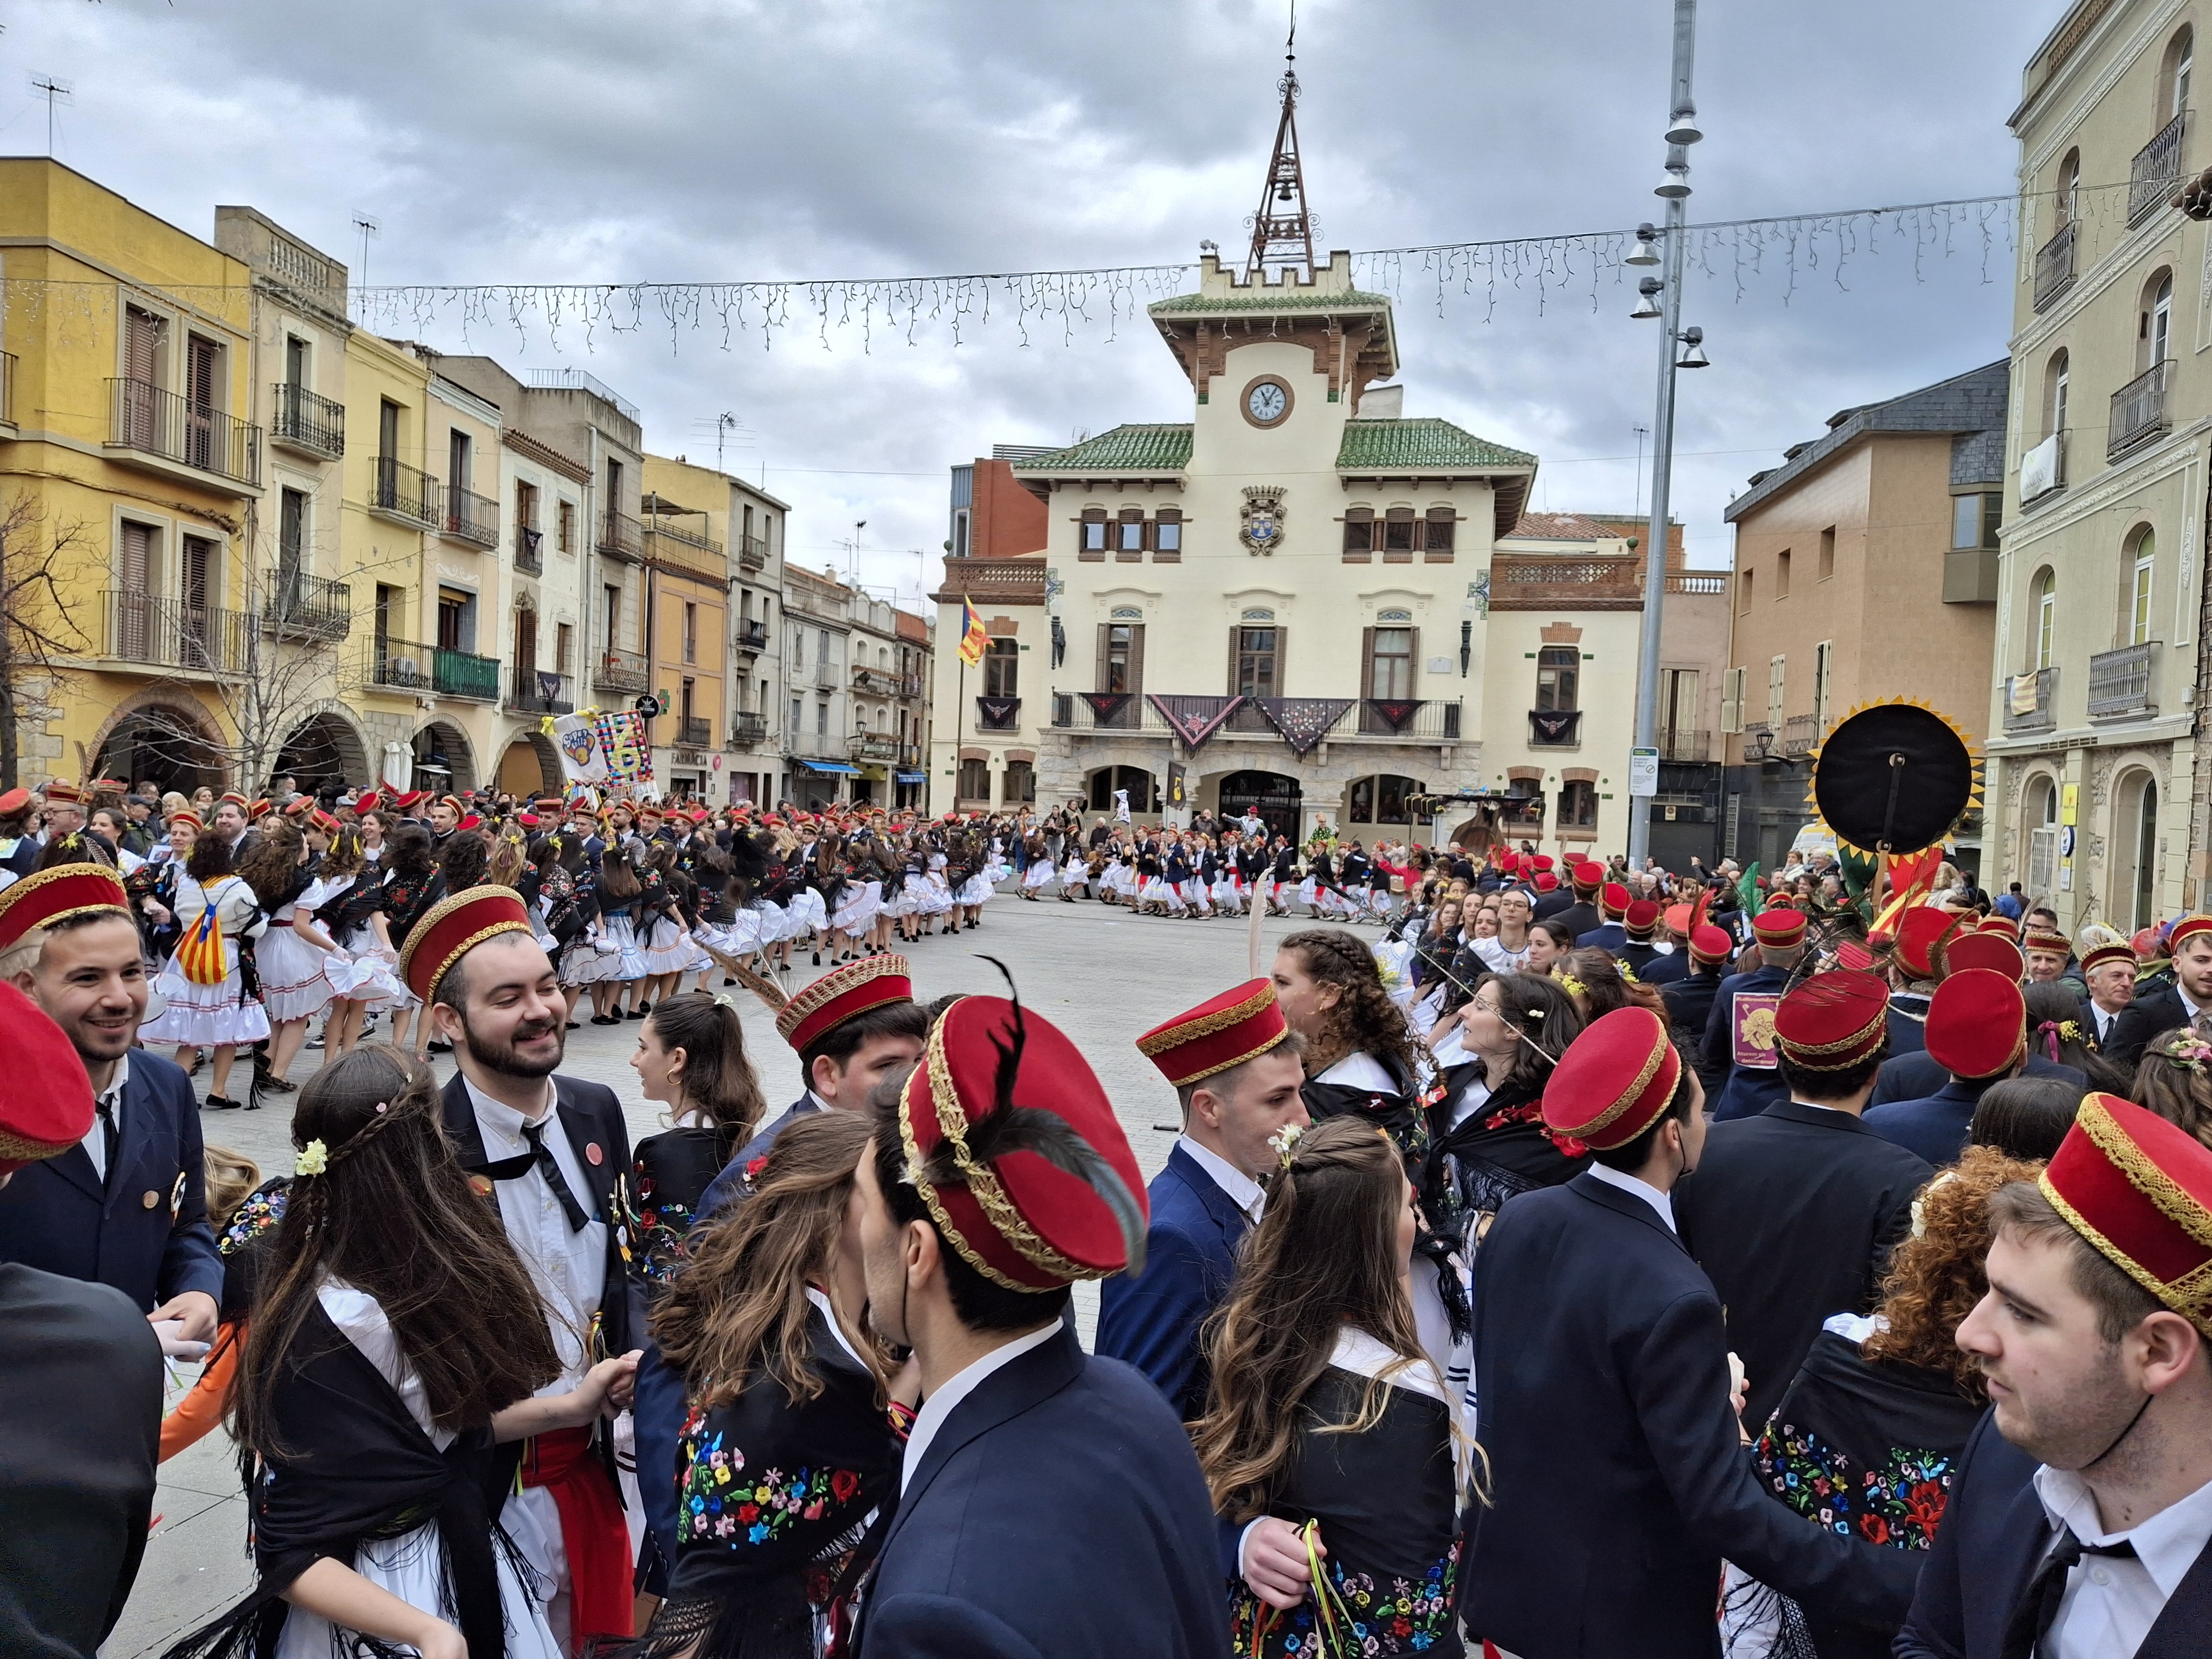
left=1626, top=0, right=1705, bottom=869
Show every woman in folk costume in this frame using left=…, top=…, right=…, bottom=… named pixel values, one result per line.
left=915, top=849, right=953, bottom=935
left=142, top=828, right=271, bottom=1111
left=1057, top=838, right=1089, bottom=902
left=1211, top=837, right=1245, bottom=917
left=864, top=842, right=901, bottom=955
left=590, top=843, right=652, bottom=1024
left=159, top=1046, right=637, bottom=1659
left=634, top=1109, right=909, bottom=1658
left=634, top=840, right=699, bottom=1008
left=829, top=845, right=882, bottom=963
left=1197, top=1116, right=1474, bottom=1658
left=1018, top=831, right=1053, bottom=901
left=1422, top=970, right=1588, bottom=1239
left=239, top=824, right=338, bottom=1097
left=954, top=826, right=996, bottom=928
left=629, top=993, right=770, bottom=1289
left=375, top=825, right=445, bottom=1059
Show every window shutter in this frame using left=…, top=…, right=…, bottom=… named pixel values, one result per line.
left=1129, top=624, right=1146, bottom=694
left=1360, top=627, right=1376, bottom=698
left=1720, top=666, right=1744, bottom=733
left=1154, top=506, right=1182, bottom=562
left=1274, top=625, right=1287, bottom=692
left=1095, top=623, right=1110, bottom=692
left=1343, top=509, right=1373, bottom=562
left=1424, top=509, right=1456, bottom=562
left=1407, top=627, right=1420, bottom=697
left=1229, top=625, right=1242, bottom=695
left=120, top=520, right=151, bottom=592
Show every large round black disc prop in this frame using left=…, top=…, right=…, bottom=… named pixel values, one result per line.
left=1811, top=703, right=1973, bottom=856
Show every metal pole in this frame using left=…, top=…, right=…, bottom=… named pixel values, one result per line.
left=1628, top=0, right=1697, bottom=867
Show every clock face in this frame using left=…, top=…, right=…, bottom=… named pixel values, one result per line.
left=1247, top=381, right=1288, bottom=422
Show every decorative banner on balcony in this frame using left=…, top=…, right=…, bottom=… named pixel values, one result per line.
left=594, top=710, right=654, bottom=786
left=975, top=696, right=1022, bottom=730
left=1079, top=691, right=1134, bottom=725
left=1367, top=699, right=1426, bottom=735
left=546, top=712, right=610, bottom=785
left=1148, top=695, right=1245, bottom=755
left=1253, top=698, right=1355, bottom=757
left=537, top=671, right=565, bottom=705
left=1528, top=709, right=1579, bottom=745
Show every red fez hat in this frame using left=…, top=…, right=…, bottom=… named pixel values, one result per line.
left=281, top=796, right=314, bottom=820
left=2022, top=927, right=2069, bottom=957
left=218, top=790, right=249, bottom=810
left=2081, top=942, right=2138, bottom=977
left=1752, top=908, right=1807, bottom=949
left=0, top=863, right=132, bottom=954
left=637, top=803, right=665, bottom=819
left=2043, top=1094, right=2212, bottom=1338
left=355, top=790, right=383, bottom=813
left=1623, top=899, right=1661, bottom=939
left=533, top=796, right=563, bottom=813
left=1944, top=933, right=2024, bottom=982
left=1925, top=968, right=2026, bottom=1080
left=1533, top=872, right=1560, bottom=893
left=397, top=885, right=535, bottom=1004
left=1571, top=861, right=1604, bottom=894
left=517, top=812, right=541, bottom=829
left=1689, top=923, right=1735, bottom=965
left=308, top=809, right=339, bottom=837
left=438, top=794, right=465, bottom=814
left=1542, top=1006, right=1683, bottom=1152
left=43, top=779, right=81, bottom=805
left=247, top=799, right=271, bottom=819
left=168, top=809, right=203, bottom=833
left=1136, top=979, right=1290, bottom=1089
left=775, top=954, right=914, bottom=1054
left=1498, top=852, right=1521, bottom=873
left=1887, top=908, right=1956, bottom=982
left=2168, top=915, right=2212, bottom=953
left=1662, top=902, right=1692, bottom=938
left=1979, top=915, right=2023, bottom=938
left=1599, top=882, right=1631, bottom=919
left=1531, top=854, right=1555, bottom=873
left=456, top=814, right=483, bottom=833
left=0, top=787, right=28, bottom=816
left=1775, top=969, right=1889, bottom=1072
left=897, top=995, right=1146, bottom=1290
left=0, top=982, right=94, bottom=1175
left=1835, top=940, right=1876, bottom=971
left=393, top=790, right=428, bottom=812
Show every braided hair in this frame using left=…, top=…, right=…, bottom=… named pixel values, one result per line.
left=1279, top=927, right=1420, bottom=1085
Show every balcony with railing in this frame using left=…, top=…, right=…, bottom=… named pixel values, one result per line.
left=1664, top=571, right=1728, bottom=596
left=108, top=378, right=261, bottom=488
left=372, top=455, right=441, bottom=529
left=269, top=382, right=344, bottom=460
left=730, top=710, right=768, bottom=746
left=2003, top=666, right=2059, bottom=735
left=1487, top=552, right=1643, bottom=610
left=593, top=645, right=648, bottom=695
left=2088, top=642, right=2159, bottom=721
left=105, top=590, right=249, bottom=676
left=262, top=570, right=352, bottom=640
left=1354, top=699, right=1463, bottom=740
left=736, top=534, right=769, bottom=574
left=2034, top=220, right=2078, bottom=312
left=1779, top=713, right=1822, bottom=756
left=2021, top=431, right=2066, bottom=505
left=506, top=669, right=574, bottom=716
left=443, top=483, right=500, bottom=548
left=678, top=715, right=712, bottom=748
left=929, top=557, right=1048, bottom=604
left=2110, top=361, right=2173, bottom=459
left=2131, top=113, right=2187, bottom=227
left=514, top=525, right=544, bottom=575
left=850, top=731, right=901, bottom=763
left=1046, top=693, right=1462, bottom=744
left=597, top=509, right=642, bottom=562
left=853, top=664, right=901, bottom=696
left=735, top=618, right=769, bottom=653
left=815, top=661, right=839, bottom=689
left=641, top=512, right=724, bottom=577
left=369, top=635, right=497, bottom=700
left=1657, top=729, right=1710, bottom=762
left=1528, top=709, right=1581, bottom=748
left=898, top=673, right=925, bottom=698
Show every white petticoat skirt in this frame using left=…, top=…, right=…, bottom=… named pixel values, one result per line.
left=959, top=873, right=994, bottom=906
left=636, top=915, right=699, bottom=976
left=563, top=915, right=643, bottom=985
left=834, top=879, right=882, bottom=934
left=253, top=926, right=337, bottom=1024
left=143, top=944, right=273, bottom=1049
left=273, top=1515, right=560, bottom=1659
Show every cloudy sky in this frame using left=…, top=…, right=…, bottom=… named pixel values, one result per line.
left=12, top=0, right=2057, bottom=601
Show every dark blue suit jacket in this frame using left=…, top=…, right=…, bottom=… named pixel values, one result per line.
left=1465, top=1173, right=1919, bottom=1657
left=0, top=1050, right=221, bottom=1312
left=1096, top=1143, right=1249, bottom=1422
left=1577, top=922, right=1628, bottom=952
left=1886, top=994, right=1931, bottom=1056
left=1869, top=1050, right=2083, bottom=1109
left=1703, top=963, right=1793, bottom=1122
left=1639, top=944, right=1689, bottom=985
left=853, top=1326, right=1230, bottom=1659
left=1863, top=1079, right=2003, bottom=1168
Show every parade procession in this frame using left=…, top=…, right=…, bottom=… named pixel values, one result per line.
left=14, top=1, right=2212, bottom=1657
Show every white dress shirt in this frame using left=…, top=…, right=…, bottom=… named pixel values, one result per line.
left=2090, top=1001, right=2120, bottom=1043
left=2037, top=1465, right=2212, bottom=1658
left=81, top=1052, right=130, bottom=1185
left=1586, top=1161, right=1676, bottom=1233
left=901, top=1319, right=1061, bottom=1493
left=1175, top=1134, right=1264, bottom=1224
left=464, top=1075, right=607, bottom=1391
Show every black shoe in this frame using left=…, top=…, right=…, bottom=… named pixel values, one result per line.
left=203, top=1094, right=241, bottom=1111
left=260, top=1075, right=297, bottom=1094
left=427, top=1040, right=453, bottom=1054
left=724, top=978, right=736, bottom=987
left=565, top=1021, right=580, bottom=1031
left=811, top=951, right=822, bottom=967
left=627, top=1007, right=647, bottom=1019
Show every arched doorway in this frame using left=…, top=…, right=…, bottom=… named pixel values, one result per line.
left=2113, top=769, right=2160, bottom=930
left=1086, top=766, right=1157, bottom=816
left=1217, top=769, right=1302, bottom=841
left=2020, top=772, right=2059, bottom=901
left=92, top=699, right=227, bottom=798
left=275, top=710, right=371, bottom=799
left=496, top=734, right=561, bottom=798
left=410, top=720, right=477, bottom=795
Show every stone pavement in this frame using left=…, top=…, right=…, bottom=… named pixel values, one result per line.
left=105, top=889, right=1358, bottom=1656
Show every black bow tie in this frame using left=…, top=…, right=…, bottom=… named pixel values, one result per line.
left=2002, top=1526, right=2138, bottom=1659
left=479, top=1119, right=592, bottom=1232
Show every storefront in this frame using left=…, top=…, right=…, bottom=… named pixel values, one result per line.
left=794, top=758, right=858, bottom=809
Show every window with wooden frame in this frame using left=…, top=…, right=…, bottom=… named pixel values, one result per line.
left=1343, top=507, right=1374, bottom=562
left=984, top=636, right=1019, bottom=697
left=1423, top=508, right=1457, bottom=562
left=1079, top=507, right=1108, bottom=560
left=515, top=479, right=539, bottom=534
left=558, top=499, right=576, bottom=554
left=1097, top=622, right=1144, bottom=696
left=1001, top=759, right=1036, bottom=805
left=1232, top=625, right=1283, bottom=698
left=1535, top=645, right=1579, bottom=711
left=1382, top=507, right=1417, bottom=562
left=958, top=757, right=991, bottom=801
left=1358, top=626, right=1417, bottom=734
left=1558, top=779, right=1598, bottom=831
left=1116, top=509, right=1146, bottom=561
left=1153, top=507, right=1182, bottom=562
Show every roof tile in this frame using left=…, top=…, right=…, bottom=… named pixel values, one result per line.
left=1336, top=417, right=1535, bottom=472
left=1011, top=424, right=1193, bottom=472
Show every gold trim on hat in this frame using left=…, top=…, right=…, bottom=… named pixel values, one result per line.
left=398, top=885, right=533, bottom=1002
left=774, top=953, right=911, bottom=1046
left=1563, top=1014, right=1676, bottom=1141
left=0, top=863, right=131, bottom=949
left=1165, top=1028, right=1290, bottom=1089
left=1778, top=1007, right=1888, bottom=1070
left=1136, top=982, right=1276, bottom=1058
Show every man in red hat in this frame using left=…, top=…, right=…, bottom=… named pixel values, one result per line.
left=2022, top=924, right=2072, bottom=985
left=1099, top=980, right=1307, bottom=1420
left=1675, top=970, right=1933, bottom=1429
left=1662, top=922, right=1738, bottom=1085
left=1467, top=1006, right=1919, bottom=1655
left=1544, top=859, right=1605, bottom=939
left=1864, top=968, right=2036, bottom=1166
left=1703, top=908, right=1807, bottom=1122
left=0, top=785, right=36, bottom=877
left=1616, top=897, right=1667, bottom=978
left=1868, top=935, right=2089, bottom=1113
left=1879, top=906, right=1956, bottom=1057
left=0, top=980, right=165, bottom=1659
left=2080, top=939, right=2138, bottom=1046
left=2108, top=914, right=2212, bottom=1068
left=1899, top=1095, right=2212, bottom=1654
left=1576, top=880, right=1634, bottom=952
left=0, top=864, right=223, bottom=1347
left=402, top=886, right=645, bottom=1649
left=849, top=995, right=1228, bottom=1656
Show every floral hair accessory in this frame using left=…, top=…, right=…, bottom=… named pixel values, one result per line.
left=2162, top=1033, right=2212, bottom=1073
left=294, top=1139, right=329, bottom=1178
left=1266, top=1121, right=1304, bottom=1169
left=1909, top=1168, right=1960, bottom=1239
left=374, top=1101, right=389, bottom=1115
left=1554, top=973, right=1587, bottom=999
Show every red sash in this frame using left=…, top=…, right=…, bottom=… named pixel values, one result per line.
left=520, top=1425, right=632, bottom=1648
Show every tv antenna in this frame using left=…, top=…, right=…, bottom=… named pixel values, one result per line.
left=351, top=214, right=381, bottom=288
left=29, top=76, right=72, bottom=157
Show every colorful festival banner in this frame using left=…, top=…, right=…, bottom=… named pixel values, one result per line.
left=594, top=710, right=654, bottom=786
left=548, top=712, right=610, bottom=785
left=1253, top=697, right=1355, bottom=757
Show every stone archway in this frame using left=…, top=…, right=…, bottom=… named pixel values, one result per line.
left=410, top=719, right=477, bottom=795
left=1214, top=769, right=1303, bottom=841
left=90, top=691, right=229, bottom=797
left=497, top=732, right=563, bottom=798
left=275, top=705, right=374, bottom=796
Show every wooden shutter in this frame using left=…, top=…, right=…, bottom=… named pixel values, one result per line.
left=1406, top=627, right=1420, bottom=698
left=1095, top=623, right=1110, bottom=693
left=126, top=308, right=161, bottom=385
left=1343, top=508, right=1373, bottom=563
left=119, top=520, right=152, bottom=594
left=1128, top=624, right=1145, bottom=694
left=1720, top=666, right=1744, bottom=733
left=1360, top=627, right=1376, bottom=698
left=1273, top=625, right=1287, bottom=693
left=1079, top=507, right=1106, bottom=562
left=516, top=607, right=537, bottom=673
left=1424, top=509, right=1456, bottom=562
left=1229, top=625, right=1242, bottom=695
left=1154, top=506, right=1181, bottom=562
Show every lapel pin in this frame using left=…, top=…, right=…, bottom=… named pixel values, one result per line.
left=586, top=1142, right=604, bottom=1166
left=142, top=1190, right=160, bottom=1210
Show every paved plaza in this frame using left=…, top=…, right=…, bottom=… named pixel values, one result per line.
left=106, top=891, right=1343, bottom=1657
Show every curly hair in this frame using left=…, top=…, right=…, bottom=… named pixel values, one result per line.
left=1279, top=928, right=1419, bottom=1084
left=1859, top=1145, right=2046, bottom=1395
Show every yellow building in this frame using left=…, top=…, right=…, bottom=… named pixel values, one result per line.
left=640, top=454, right=730, bottom=801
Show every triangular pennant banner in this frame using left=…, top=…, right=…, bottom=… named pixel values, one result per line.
left=1147, top=694, right=1244, bottom=754
left=1255, top=697, right=1355, bottom=757
left=975, top=695, right=1023, bottom=730
left=1367, top=698, right=1425, bottom=734
left=1079, top=691, right=1134, bottom=725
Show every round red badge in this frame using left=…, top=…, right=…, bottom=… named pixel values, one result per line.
left=586, top=1142, right=604, bottom=1166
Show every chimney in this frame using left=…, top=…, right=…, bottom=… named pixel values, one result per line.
left=1359, top=384, right=1404, bottom=419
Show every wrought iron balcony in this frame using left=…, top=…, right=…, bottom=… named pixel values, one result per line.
left=2021, top=431, right=2066, bottom=504
left=372, top=455, right=441, bottom=529
left=2003, top=666, right=2059, bottom=735
left=2131, top=114, right=2187, bottom=227
left=730, top=710, right=768, bottom=745
left=507, top=669, right=574, bottom=716
left=262, top=569, right=352, bottom=640
left=105, top=589, right=249, bottom=675
left=593, top=646, right=648, bottom=694
left=514, top=525, right=544, bottom=575
left=2034, top=221, right=2077, bottom=312
left=444, top=484, right=500, bottom=548
left=270, top=382, right=344, bottom=459
left=1527, top=708, right=1581, bottom=748
left=2087, top=641, right=2159, bottom=720
left=432, top=646, right=500, bottom=701
left=597, top=509, right=642, bottom=562
left=1354, top=699, right=1463, bottom=740
left=369, top=636, right=433, bottom=693
left=1779, top=713, right=1822, bottom=756
left=1657, top=729, right=1709, bottom=762
left=2110, top=361, right=2173, bottom=459
left=850, top=731, right=901, bottom=763
left=678, top=715, right=712, bottom=747
left=737, top=534, right=769, bottom=574
left=108, top=378, right=261, bottom=487
left=853, top=664, right=901, bottom=696
left=736, top=618, right=769, bottom=652
left=642, top=513, right=724, bottom=577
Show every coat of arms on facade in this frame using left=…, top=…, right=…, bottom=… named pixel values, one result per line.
left=1240, top=486, right=1285, bottom=556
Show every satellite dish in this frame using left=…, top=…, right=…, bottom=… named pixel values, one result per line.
left=1809, top=700, right=1980, bottom=856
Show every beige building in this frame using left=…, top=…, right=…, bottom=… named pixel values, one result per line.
left=1989, top=0, right=2205, bottom=929
left=1719, top=363, right=2006, bottom=875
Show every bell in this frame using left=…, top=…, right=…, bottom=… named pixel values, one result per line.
left=1277, top=180, right=1295, bottom=201
left=1655, top=170, right=1691, bottom=200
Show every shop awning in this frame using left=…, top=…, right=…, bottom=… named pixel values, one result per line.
left=797, top=760, right=860, bottom=775
left=895, top=771, right=927, bottom=784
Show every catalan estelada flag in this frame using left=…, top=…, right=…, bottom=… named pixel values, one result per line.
left=957, top=596, right=988, bottom=666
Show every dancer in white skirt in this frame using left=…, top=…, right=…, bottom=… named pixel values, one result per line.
left=1058, top=844, right=1089, bottom=902
left=239, top=821, right=338, bottom=1095
left=632, top=843, right=697, bottom=1010
left=141, top=830, right=271, bottom=1111
left=832, top=867, right=881, bottom=962
left=311, top=826, right=403, bottom=1057
left=571, top=848, right=647, bottom=1025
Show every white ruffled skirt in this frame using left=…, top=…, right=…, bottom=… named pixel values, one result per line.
left=272, top=1515, right=560, bottom=1659
left=834, top=879, right=882, bottom=934
left=253, top=926, right=337, bottom=1024
left=143, top=943, right=273, bottom=1049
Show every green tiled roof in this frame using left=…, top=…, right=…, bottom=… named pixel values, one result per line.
left=1011, top=423, right=1193, bottom=472
left=1147, top=288, right=1394, bottom=314
left=1335, top=417, right=1535, bottom=472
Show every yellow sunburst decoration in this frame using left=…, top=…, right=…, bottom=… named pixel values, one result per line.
left=1804, top=697, right=1983, bottom=857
